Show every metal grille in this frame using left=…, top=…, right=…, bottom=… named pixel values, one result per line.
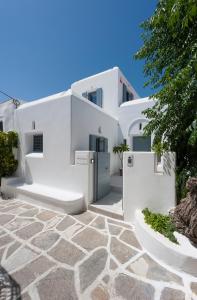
left=33, top=134, right=43, bottom=152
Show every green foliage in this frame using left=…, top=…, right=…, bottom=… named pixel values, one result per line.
left=135, top=0, right=197, bottom=200
left=113, top=143, right=130, bottom=168
left=0, top=131, right=18, bottom=179
left=142, top=208, right=178, bottom=244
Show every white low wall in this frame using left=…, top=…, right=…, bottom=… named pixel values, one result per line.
left=123, top=151, right=176, bottom=222
left=135, top=210, right=197, bottom=276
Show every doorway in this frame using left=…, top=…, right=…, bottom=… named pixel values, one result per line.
left=89, top=135, right=110, bottom=201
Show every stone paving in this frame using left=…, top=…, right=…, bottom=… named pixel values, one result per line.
left=0, top=198, right=197, bottom=300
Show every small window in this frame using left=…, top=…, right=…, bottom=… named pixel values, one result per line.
left=82, top=88, right=103, bottom=107
left=88, top=91, right=97, bottom=104
left=33, top=134, right=43, bottom=152
left=123, top=84, right=134, bottom=102
left=0, top=121, right=3, bottom=131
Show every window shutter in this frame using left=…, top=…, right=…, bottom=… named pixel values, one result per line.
left=82, top=92, right=88, bottom=99
left=89, top=135, right=97, bottom=151
left=96, top=88, right=103, bottom=107
left=123, top=83, right=127, bottom=102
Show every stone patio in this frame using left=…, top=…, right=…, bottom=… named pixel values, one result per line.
left=0, top=198, right=196, bottom=300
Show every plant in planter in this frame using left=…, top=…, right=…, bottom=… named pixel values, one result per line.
left=113, top=143, right=129, bottom=176
left=0, top=131, right=18, bottom=185
left=142, top=208, right=178, bottom=244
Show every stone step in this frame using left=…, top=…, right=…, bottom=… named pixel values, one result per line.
left=88, top=204, right=124, bottom=221
left=110, top=185, right=122, bottom=194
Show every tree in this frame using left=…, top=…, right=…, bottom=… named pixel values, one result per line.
left=135, top=0, right=197, bottom=199
left=113, top=143, right=130, bottom=176
left=0, top=131, right=18, bottom=180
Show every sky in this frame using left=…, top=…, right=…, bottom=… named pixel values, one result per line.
left=0, top=0, right=158, bottom=102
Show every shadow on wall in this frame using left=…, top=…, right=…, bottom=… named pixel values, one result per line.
left=163, top=152, right=176, bottom=176
left=25, top=160, right=33, bottom=184
left=0, top=266, right=21, bottom=299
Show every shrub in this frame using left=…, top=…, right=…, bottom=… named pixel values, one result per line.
left=142, top=208, right=178, bottom=244
left=0, top=131, right=18, bottom=180
left=176, top=165, right=197, bottom=203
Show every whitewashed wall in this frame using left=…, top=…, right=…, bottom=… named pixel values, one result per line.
left=71, top=67, right=139, bottom=119
left=71, top=94, right=121, bottom=174
left=123, top=151, right=176, bottom=222
left=13, top=90, right=121, bottom=205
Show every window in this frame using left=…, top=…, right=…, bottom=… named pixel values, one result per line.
left=33, top=134, right=43, bottom=152
left=88, top=91, right=97, bottom=104
left=82, top=88, right=103, bottom=107
left=0, top=121, right=3, bottom=131
left=123, top=83, right=134, bottom=103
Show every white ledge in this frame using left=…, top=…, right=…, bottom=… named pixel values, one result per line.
left=26, top=153, right=44, bottom=158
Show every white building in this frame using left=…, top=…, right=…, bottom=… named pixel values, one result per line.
left=0, top=99, right=23, bottom=132
left=2, top=67, right=159, bottom=215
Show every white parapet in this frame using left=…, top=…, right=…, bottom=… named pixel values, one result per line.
left=123, top=151, right=176, bottom=222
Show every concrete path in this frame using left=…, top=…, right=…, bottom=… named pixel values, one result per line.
left=0, top=198, right=196, bottom=300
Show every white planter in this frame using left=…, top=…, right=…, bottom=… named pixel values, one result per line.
left=135, top=210, right=197, bottom=276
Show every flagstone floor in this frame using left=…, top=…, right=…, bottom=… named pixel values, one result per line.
left=0, top=198, right=196, bottom=300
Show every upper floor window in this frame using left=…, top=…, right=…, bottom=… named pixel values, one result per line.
left=123, top=83, right=134, bottom=103
left=0, top=121, right=3, bottom=131
left=33, top=134, right=43, bottom=153
left=82, top=88, right=103, bottom=107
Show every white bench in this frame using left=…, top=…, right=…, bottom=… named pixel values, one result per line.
left=1, top=177, right=85, bottom=214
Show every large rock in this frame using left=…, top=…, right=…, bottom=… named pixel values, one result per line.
left=171, top=177, right=197, bottom=245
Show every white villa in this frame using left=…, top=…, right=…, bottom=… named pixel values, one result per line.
left=1, top=67, right=175, bottom=221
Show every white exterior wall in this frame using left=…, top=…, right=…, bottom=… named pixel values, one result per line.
left=118, top=97, right=155, bottom=149
left=0, top=100, right=17, bottom=131
left=71, top=67, right=139, bottom=119
left=117, top=69, right=139, bottom=106
left=123, top=152, right=176, bottom=222
left=14, top=92, right=94, bottom=205
left=71, top=94, right=121, bottom=174
left=15, top=91, right=72, bottom=185
left=13, top=89, right=122, bottom=205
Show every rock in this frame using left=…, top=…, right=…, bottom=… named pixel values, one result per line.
left=160, top=287, right=185, bottom=300
left=79, top=248, right=107, bottom=292
left=31, top=231, right=60, bottom=250
left=37, top=268, right=78, bottom=300
left=110, top=237, right=137, bottom=264
left=48, top=238, right=85, bottom=266
left=114, top=273, right=155, bottom=300
left=91, top=285, right=110, bottom=300
left=171, top=177, right=197, bottom=246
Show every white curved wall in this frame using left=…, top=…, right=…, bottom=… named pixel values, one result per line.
left=118, top=97, right=155, bottom=148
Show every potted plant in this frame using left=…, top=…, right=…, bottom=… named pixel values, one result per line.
left=113, top=143, right=130, bottom=176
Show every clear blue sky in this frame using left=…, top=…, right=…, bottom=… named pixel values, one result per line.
left=0, top=0, right=157, bottom=102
